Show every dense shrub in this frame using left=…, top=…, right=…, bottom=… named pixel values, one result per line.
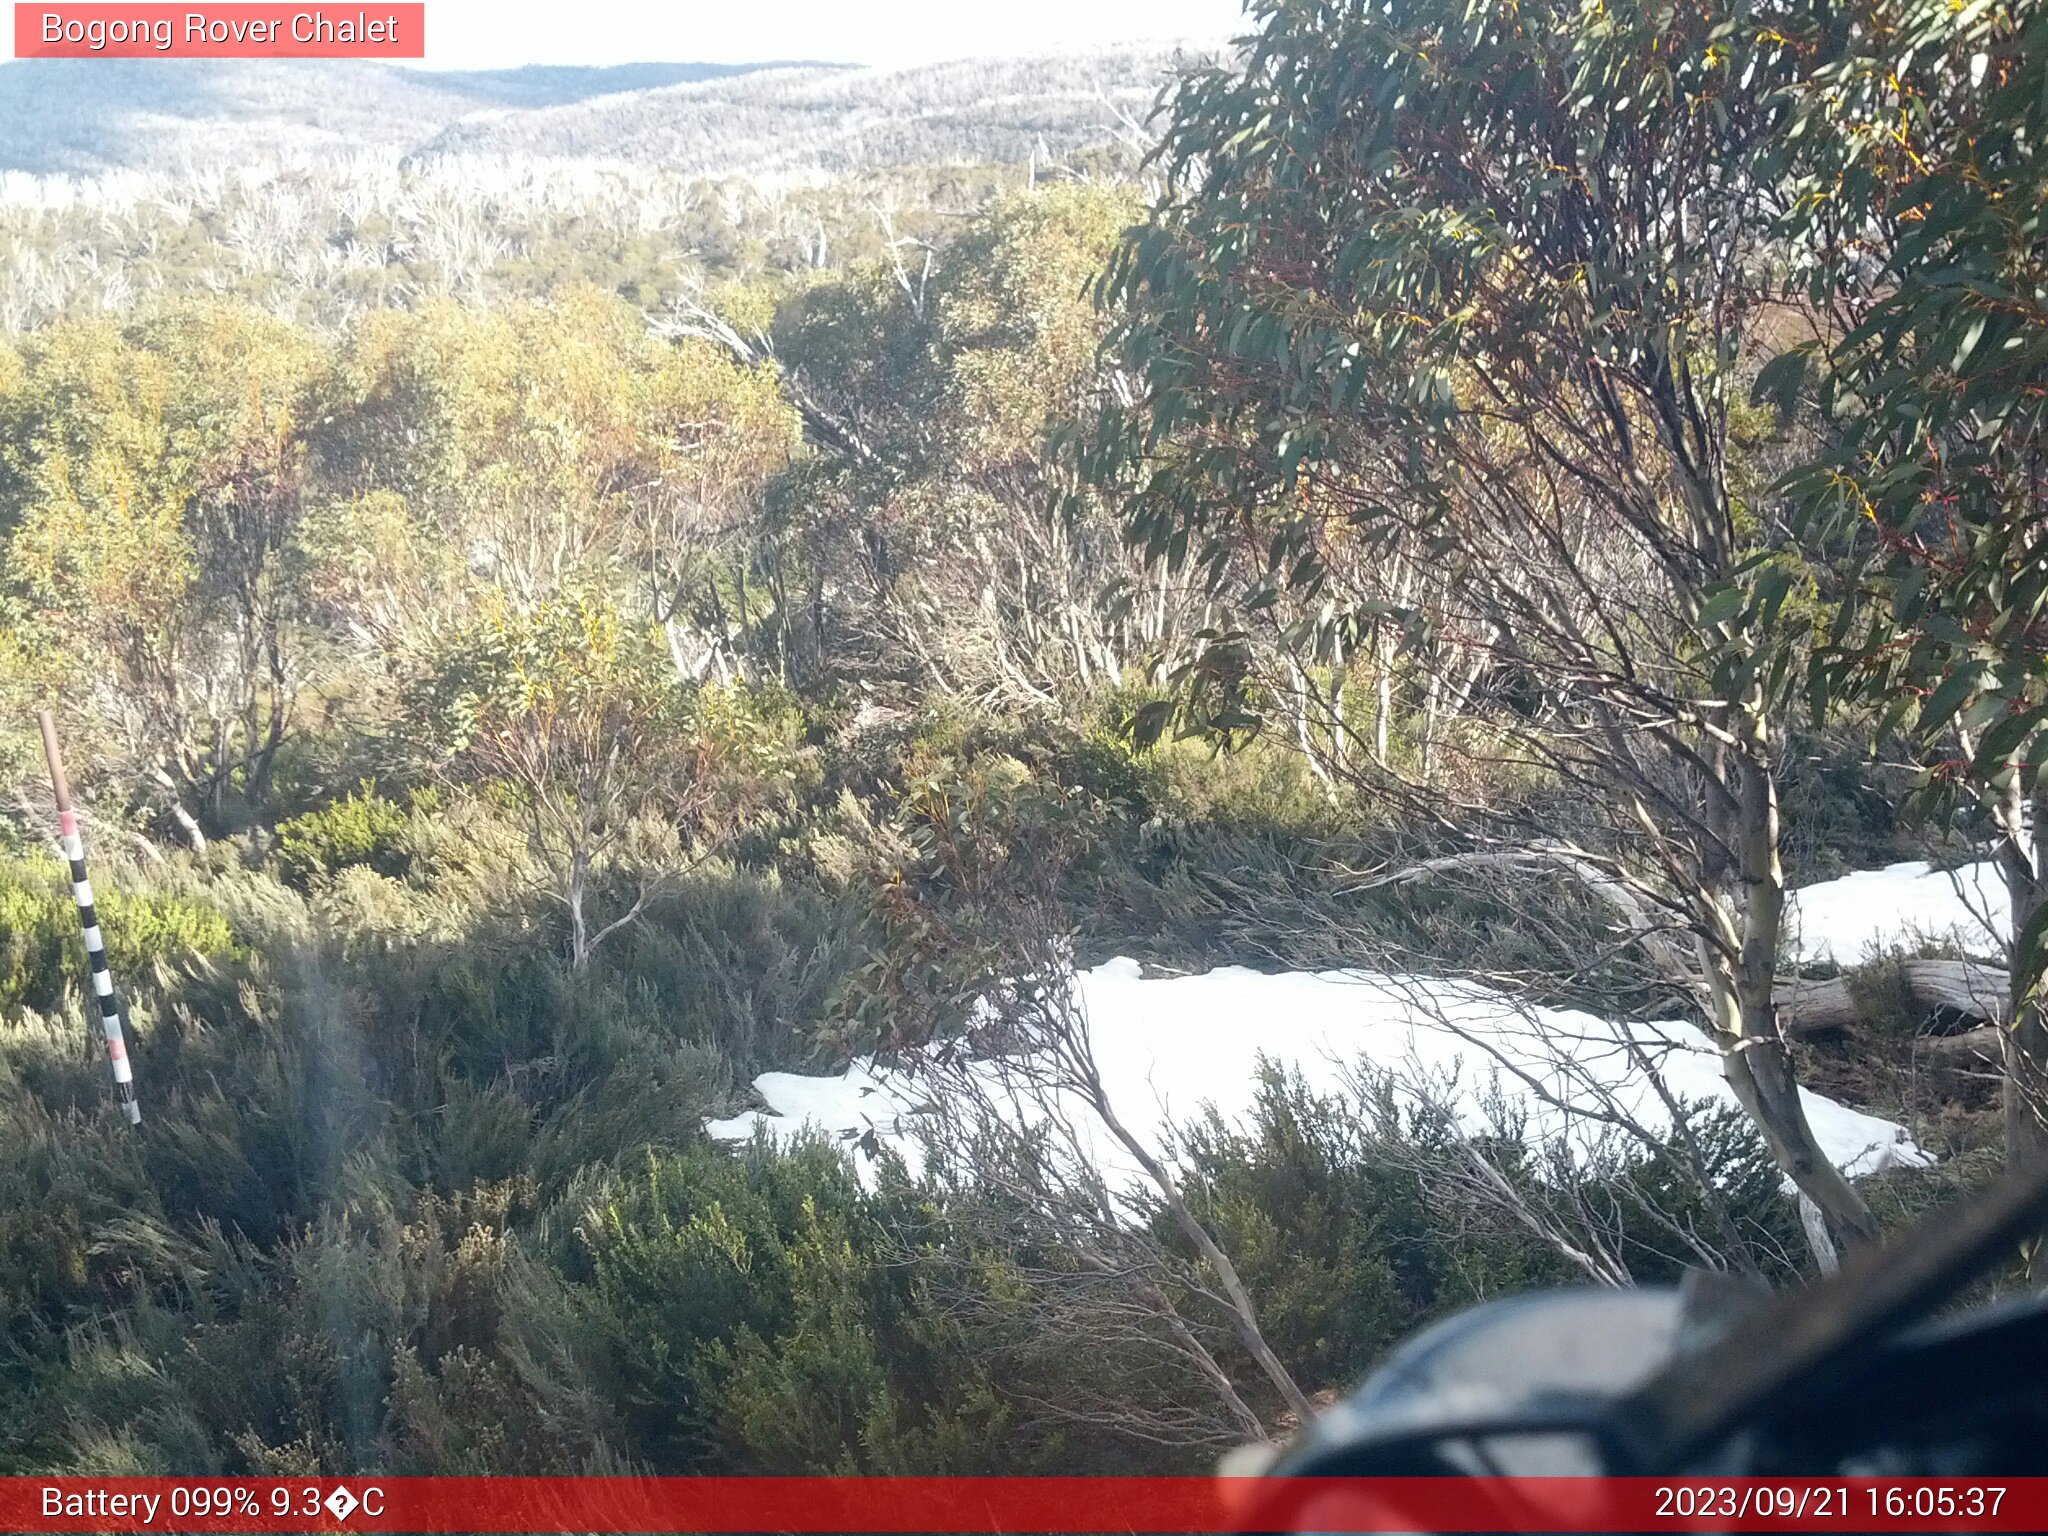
left=0, top=857, right=237, bottom=1015
left=1177, top=1069, right=1805, bottom=1395
left=274, top=787, right=415, bottom=890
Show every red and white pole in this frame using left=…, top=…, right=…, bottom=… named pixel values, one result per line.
left=37, top=710, right=141, bottom=1125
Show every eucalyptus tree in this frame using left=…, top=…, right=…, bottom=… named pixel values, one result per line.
left=305, top=289, right=796, bottom=685
left=627, top=336, right=800, bottom=686
left=410, top=589, right=714, bottom=972
left=1088, top=0, right=1878, bottom=1255
left=681, top=187, right=1194, bottom=705
left=0, top=302, right=326, bottom=843
left=1774, top=2, right=2048, bottom=1176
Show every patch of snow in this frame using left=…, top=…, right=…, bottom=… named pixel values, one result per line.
left=707, top=959, right=1930, bottom=1186
left=1785, top=860, right=2008, bottom=967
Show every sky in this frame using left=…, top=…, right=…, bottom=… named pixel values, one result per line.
left=406, top=0, right=1252, bottom=71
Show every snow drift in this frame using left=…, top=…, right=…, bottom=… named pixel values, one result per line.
left=708, top=959, right=1931, bottom=1186
left=1785, top=860, right=2009, bottom=967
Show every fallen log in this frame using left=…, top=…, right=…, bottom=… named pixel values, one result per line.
left=1779, top=958, right=2011, bottom=1038
left=1918, top=1025, right=2003, bottom=1063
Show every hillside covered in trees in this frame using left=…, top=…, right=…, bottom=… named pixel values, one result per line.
left=0, top=58, right=831, bottom=176
left=1, top=0, right=2045, bottom=1482
left=0, top=49, right=1189, bottom=178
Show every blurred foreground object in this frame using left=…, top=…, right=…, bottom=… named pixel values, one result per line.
left=1245, top=1163, right=2048, bottom=1527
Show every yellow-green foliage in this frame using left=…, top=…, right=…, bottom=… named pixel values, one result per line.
left=927, top=184, right=1139, bottom=461
left=0, top=301, right=330, bottom=824
left=1100, top=701, right=1350, bottom=836
left=416, top=588, right=690, bottom=757
left=0, top=857, right=236, bottom=1014
left=693, top=681, right=819, bottom=808
left=309, top=288, right=794, bottom=519
left=275, top=786, right=414, bottom=889
left=2, top=302, right=321, bottom=621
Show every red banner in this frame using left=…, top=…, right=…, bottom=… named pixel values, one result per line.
left=13, top=5, right=425, bottom=59
left=2, top=1476, right=2044, bottom=1533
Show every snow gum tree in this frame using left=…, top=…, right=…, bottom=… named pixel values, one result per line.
left=0, top=302, right=325, bottom=844
left=410, top=590, right=717, bottom=972
left=685, top=187, right=1192, bottom=704
left=303, top=291, right=797, bottom=683
left=1772, top=3, right=2048, bottom=1189
left=1088, top=0, right=1879, bottom=1256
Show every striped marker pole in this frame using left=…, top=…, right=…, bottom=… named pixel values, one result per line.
left=37, top=710, right=141, bottom=1125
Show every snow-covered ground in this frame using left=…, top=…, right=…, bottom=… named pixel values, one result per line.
left=1785, top=860, right=2008, bottom=966
left=709, top=907, right=1935, bottom=1187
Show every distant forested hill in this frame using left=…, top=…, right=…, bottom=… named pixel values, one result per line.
left=0, top=58, right=836, bottom=175
left=0, top=49, right=1198, bottom=179
left=412, top=49, right=1193, bottom=174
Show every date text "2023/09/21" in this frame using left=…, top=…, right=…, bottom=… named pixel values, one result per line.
left=37, top=11, right=405, bottom=52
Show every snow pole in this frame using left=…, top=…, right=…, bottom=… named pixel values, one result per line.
left=36, top=710, right=141, bottom=1125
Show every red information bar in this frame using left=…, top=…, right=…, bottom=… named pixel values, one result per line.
left=4, top=1477, right=2046, bottom=1533
left=14, top=5, right=424, bottom=59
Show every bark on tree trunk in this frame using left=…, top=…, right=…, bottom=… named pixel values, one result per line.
left=1328, top=668, right=1347, bottom=776
left=567, top=849, right=591, bottom=972
left=151, top=765, right=209, bottom=854
left=1999, top=782, right=2048, bottom=1161
left=1420, top=668, right=1441, bottom=782
left=1288, top=659, right=1337, bottom=802
left=1718, top=744, right=1880, bottom=1258
left=1716, top=999, right=1879, bottom=1253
